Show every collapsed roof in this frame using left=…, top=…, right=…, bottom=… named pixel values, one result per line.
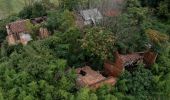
left=120, top=53, right=143, bottom=67
left=76, top=66, right=116, bottom=89
left=6, top=19, right=29, bottom=34
left=104, top=51, right=158, bottom=77
left=6, top=17, right=49, bottom=45
left=20, top=33, right=32, bottom=42
left=30, top=16, right=47, bottom=24
left=80, top=8, right=103, bottom=25
left=20, top=33, right=32, bottom=45
left=6, top=17, right=47, bottom=34
left=80, top=8, right=103, bottom=21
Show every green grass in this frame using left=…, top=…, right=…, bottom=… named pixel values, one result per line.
left=0, top=0, right=24, bottom=19
left=0, top=0, right=58, bottom=19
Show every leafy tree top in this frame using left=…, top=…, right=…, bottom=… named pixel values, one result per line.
left=81, top=27, right=116, bottom=59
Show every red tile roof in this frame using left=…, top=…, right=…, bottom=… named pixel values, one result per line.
left=8, top=19, right=29, bottom=33
left=76, top=66, right=116, bottom=89
left=7, top=17, right=47, bottom=34
left=120, top=53, right=143, bottom=66
left=76, top=66, right=105, bottom=86
left=104, top=51, right=157, bottom=77
left=89, top=77, right=116, bottom=89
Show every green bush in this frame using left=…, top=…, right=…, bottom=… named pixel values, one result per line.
left=18, top=2, right=47, bottom=19
left=46, top=10, right=75, bottom=32
left=81, top=27, right=116, bottom=60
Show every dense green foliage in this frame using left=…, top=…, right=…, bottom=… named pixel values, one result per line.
left=116, top=64, right=154, bottom=99
left=0, top=0, right=59, bottom=19
left=58, top=0, right=79, bottom=10
left=158, top=0, right=170, bottom=21
left=0, top=0, right=169, bottom=99
left=81, top=27, right=116, bottom=59
left=18, top=2, right=47, bottom=19
left=46, top=10, right=75, bottom=32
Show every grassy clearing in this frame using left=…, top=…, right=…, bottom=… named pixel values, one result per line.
left=0, top=0, right=58, bottom=19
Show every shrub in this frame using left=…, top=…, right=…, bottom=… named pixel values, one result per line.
left=19, top=2, right=47, bottom=19
left=81, top=27, right=116, bottom=60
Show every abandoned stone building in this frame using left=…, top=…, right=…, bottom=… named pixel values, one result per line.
left=6, top=17, right=50, bottom=45
left=75, top=8, right=103, bottom=29
left=75, top=50, right=157, bottom=89
left=76, top=66, right=116, bottom=89
left=80, top=8, right=103, bottom=25
left=75, top=0, right=124, bottom=28
left=104, top=51, right=158, bottom=77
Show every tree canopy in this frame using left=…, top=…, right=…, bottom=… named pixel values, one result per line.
left=0, top=0, right=169, bottom=99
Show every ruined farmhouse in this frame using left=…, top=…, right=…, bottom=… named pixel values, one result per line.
left=6, top=17, right=50, bottom=45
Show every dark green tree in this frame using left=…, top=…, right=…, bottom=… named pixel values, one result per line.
left=19, top=2, right=47, bottom=19
left=158, top=0, right=170, bottom=21
left=59, top=0, right=80, bottom=11
left=46, top=10, right=75, bottom=32
left=115, top=64, right=154, bottom=99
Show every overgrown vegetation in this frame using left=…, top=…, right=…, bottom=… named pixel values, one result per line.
left=0, top=0, right=169, bottom=99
